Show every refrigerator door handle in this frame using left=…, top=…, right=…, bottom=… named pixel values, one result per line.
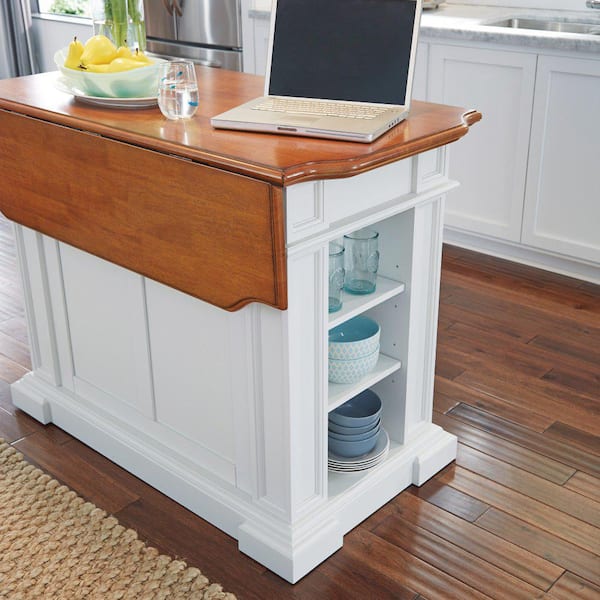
left=162, top=0, right=174, bottom=16
left=196, top=59, right=221, bottom=68
left=173, top=0, right=184, bottom=17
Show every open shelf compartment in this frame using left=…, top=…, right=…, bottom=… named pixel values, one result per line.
left=327, top=353, right=401, bottom=412
left=328, top=275, right=405, bottom=330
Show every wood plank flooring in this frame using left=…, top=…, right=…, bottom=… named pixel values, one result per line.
left=1, top=214, right=599, bottom=599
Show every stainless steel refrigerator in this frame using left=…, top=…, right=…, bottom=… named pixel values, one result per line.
left=143, top=0, right=243, bottom=71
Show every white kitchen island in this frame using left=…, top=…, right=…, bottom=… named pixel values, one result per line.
left=0, top=67, right=480, bottom=582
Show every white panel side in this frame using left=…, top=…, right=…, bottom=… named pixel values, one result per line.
left=286, top=247, right=328, bottom=517
left=404, top=198, right=445, bottom=434
left=59, top=243, right=154, bottom=419
left=145, top=279, right=237, bottom=465
left=12, top=226, right=58, bottom=384
left=254, top=248, right=327, bottom=521
left=285, top=181, right=326, bottom=244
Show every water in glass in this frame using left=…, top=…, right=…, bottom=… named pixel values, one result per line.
left=158, top=61, right=199, bottom=120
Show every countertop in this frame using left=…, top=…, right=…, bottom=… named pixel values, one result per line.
left=249, top=3, right=600, bottom=55
left=0, top=69, right=480, bottom=186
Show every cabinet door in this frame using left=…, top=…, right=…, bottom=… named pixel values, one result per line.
left=428, top=44, right=536, bottom=242
left=252, top=16, right=271, bottom=76
left=58, top=243, right=154, bottom=419
left=522, top=55, right=600, bottom=264
left=412, top=42, right=428, bottom=102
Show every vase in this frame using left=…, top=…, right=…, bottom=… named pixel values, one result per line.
left=91, top=0, right=147, bottom=51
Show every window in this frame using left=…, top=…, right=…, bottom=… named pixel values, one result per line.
left=37, top=0, right=90, bottom=17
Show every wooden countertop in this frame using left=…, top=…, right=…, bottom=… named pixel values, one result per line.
left=0, top=68, right=480, bottom=311
left=0, top=68, right=480, bottom=186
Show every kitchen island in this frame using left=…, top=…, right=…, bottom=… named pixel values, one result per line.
left=0, top=67, right=479, bottom=583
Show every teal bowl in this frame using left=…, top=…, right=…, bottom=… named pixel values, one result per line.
left=328, top=347, right=379, bottom=384
left=328, top=315, right=380, bottom=360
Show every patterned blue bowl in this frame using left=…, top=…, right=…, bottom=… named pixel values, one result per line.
left=328, top=315, right=380, bottom=360
left=328, top=348, right=379, bottom=384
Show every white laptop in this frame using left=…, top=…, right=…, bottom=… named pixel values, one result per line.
left=211, top=0, right=423, bottom=143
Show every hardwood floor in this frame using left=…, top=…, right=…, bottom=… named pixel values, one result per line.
left=1, top=214, right=599, bottom=599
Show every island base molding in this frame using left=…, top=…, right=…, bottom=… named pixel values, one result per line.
left=11, top=371, right=456, bottom=583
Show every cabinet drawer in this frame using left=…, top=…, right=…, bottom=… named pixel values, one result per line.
left=286, top=159, right=413, bottom=244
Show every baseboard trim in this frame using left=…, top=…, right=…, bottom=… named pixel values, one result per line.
left=444, top=228, right=600, bottom=285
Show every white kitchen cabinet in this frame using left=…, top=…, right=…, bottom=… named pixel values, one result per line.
left=522, top=55, right=600, bottom=265
left=412, top=42, right=429, bottom=101
left=249, top=15, right=270, bottom=76
left=424, top=38, right=600, bottom=282
left=428, top=44, right=536, bottom=242
left=11, top=144, right=460, bottom=584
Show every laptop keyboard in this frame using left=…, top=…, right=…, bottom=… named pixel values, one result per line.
left=252, top=98, right=389, bottom=120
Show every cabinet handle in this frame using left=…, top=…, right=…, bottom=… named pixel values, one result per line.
left=173, top=0, right=184, bottom=17
left=196, top=59, right=222, bottom=69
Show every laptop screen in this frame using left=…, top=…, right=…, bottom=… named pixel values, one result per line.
left=267, top=0, right=418, bottom=105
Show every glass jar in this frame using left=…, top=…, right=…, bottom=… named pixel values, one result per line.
left=91, top=0, right=147, bottom=51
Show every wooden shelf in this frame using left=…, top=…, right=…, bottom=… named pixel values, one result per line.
left=328, top=276, right=405, bottom=330
left=328, top=353, right=401, bottom=412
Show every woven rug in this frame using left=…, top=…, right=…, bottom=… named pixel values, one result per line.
left=0, top=439, right=236, bottom=599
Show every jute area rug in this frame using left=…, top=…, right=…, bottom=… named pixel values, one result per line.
left=0, top=439, right=237, bottom=599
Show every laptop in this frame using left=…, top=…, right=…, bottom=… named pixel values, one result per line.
left=211, top=0, right=423, bottom=143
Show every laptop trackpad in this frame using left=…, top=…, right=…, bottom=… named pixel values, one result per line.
left=282, top=115, right=321, bottom=125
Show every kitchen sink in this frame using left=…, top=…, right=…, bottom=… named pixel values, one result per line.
left=485, top=17, right=600, bottom=35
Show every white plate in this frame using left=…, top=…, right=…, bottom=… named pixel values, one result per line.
left=55, top=77, right=157, bottom=109
left=328, top=452, right=387, bottom=469
left=328, top=429, right=389, bottom=467
left=328, top=457, right=388, bottom=473
left=328, top=449, right=389, bottom=472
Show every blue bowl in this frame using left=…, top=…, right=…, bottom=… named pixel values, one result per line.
left=328, top=423, right=380, bottom=442
left=328, top=433, right=379, bottom=458
left=328, top=315, right=380, bottom=360
left=328, top=347, right=379, bottom=384
left=328, top=417, right=381, bottom=436
left=329, top=389, right=382, bottom=428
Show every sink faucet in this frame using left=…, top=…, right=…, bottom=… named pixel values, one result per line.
left=587, top=0, right=600, bottom=7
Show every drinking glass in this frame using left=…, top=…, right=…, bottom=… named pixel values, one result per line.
left=157, top=60, right=199, bottom=120
left=328, top=243, right=345, bottom=313
left=343, top=229, right=379, bottom=294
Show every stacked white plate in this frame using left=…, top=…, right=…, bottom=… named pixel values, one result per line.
left=328, top=428, right=390, bottom=472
